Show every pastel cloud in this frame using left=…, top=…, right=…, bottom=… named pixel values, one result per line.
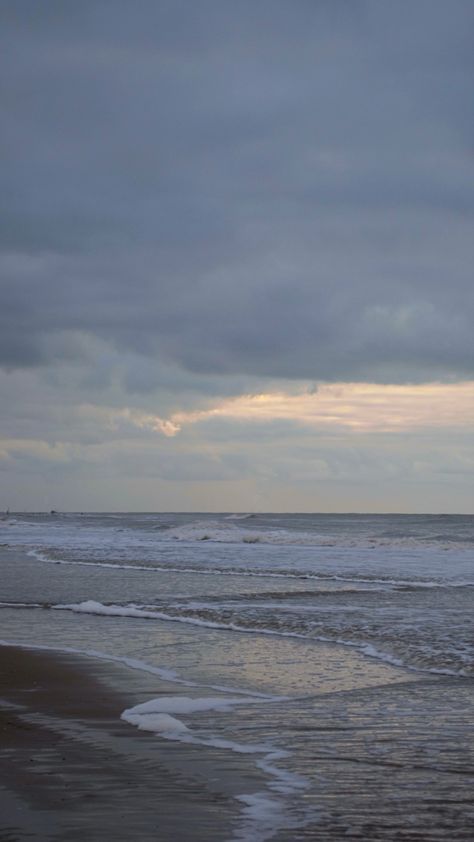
left=105, top=381, right=474, bottom=437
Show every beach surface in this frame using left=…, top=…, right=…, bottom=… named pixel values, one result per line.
left=0, top=645, right=255, bottom=841
left=1, top=643, right=474, bottom=840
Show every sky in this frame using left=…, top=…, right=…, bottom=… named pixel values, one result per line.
left=1, top=0, right=473, bottom=513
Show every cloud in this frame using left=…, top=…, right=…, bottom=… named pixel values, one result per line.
left=0, top=1, right=473, bottom=384
left=1, top=3, right=473, bottom=511
left=100, top=381, right=474, bottom=436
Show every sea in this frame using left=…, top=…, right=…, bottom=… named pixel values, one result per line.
left=1, top=512, right=473, bottom=839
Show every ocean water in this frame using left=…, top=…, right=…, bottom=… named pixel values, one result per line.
left=1, top=512, right=473, bottom=839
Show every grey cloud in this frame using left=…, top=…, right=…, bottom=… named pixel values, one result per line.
left=1, top=1, right=473, bottom=385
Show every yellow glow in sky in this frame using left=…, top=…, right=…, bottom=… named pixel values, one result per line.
left=127, top=381, right=474, bottom=437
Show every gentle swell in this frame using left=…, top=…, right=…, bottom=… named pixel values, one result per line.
left=50, top=600, right=470, bottom=679
left=25, top=549, right=474, bottom=590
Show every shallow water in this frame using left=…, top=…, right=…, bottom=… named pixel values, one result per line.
left=1, top=512, right=473, bottom=839
left=2, top=512, right=473, bottom=676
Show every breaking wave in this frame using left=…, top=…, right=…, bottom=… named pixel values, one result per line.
left=42, top=599, right=471, bottom=679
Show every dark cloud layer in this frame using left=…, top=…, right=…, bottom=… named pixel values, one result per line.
left=1, top=1, right=473, bottom=384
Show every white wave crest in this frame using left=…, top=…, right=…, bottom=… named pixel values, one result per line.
left=51, top=600, right=470, bottom=678
left=163, top=520, right=321, bottom=545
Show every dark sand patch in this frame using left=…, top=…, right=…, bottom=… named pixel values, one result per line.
left=0, top=646, right=262, bottom=841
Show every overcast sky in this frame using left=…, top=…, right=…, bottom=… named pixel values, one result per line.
left=1, top=1, right=473, bottom=512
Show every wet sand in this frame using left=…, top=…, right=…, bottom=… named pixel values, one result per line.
left=0, top=645, right=259, bottom=841
left=1, top=644, right=474, bottom=840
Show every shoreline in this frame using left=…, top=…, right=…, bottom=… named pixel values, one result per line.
left=2, top=634, right=474, bottom=839
left=0, top=644, right=267, bottom=841
left=1, top=529, right=473, bottom=840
